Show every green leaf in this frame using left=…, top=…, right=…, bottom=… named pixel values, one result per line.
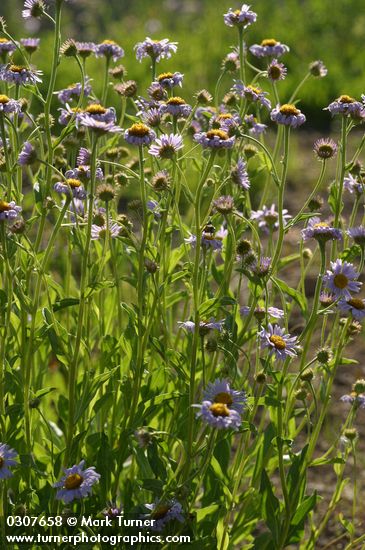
left=260, top=469, right=281, bottom=544
left=271, top=277, right=307, bottom=316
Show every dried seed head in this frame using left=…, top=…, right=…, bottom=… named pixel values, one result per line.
left=195, top=89, right=213, bottom=105
left=60, top=39, right=78, bottom=57
left=96, top=184, right=116, bottom=202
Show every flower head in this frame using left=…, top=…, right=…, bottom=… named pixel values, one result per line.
left=159, top=97, right=192, bottom=118
left=271, top=104, right=306, bottom=127
left=22, top=0, right=45, bottom=20
left=20, top=38, right=40, bottom=54
left=251, top=203, right=291, bottom=233
left=75, top=42, right=97, bottom=58
left=231, top=157, right=250, bottom=189
left=340, top=392, right=365, bottom=408
left=0, top=443, right=18, bottom=479
left=260, top=323, right=298, bottom=360
left=241, top=305, right=284, bottom=321
left=54, top=460, right=100, bottom=503
left=309, top=60, right=327, bottom=78
left=124, top=123, right=156, bottom=146
left=0, top=200, right=22, bottom=222
left=0, top=95, right=22, bottom=114
left=177, top=319, right=224, bottom=336
left=91, top=222, right=121, bottom=240
left=323, top=259, right=362, bottom=299
left=96, top=40, right=124, bottom=61
left=301, top=217, right=342, bottom=243
left=148, top=133, right=183, bottom=159
left=203, top=379, right=246, bottom=414
left=185, top=224, right=227, bottom=250
left=250, top=39, right=289, bottom=58
left=338, top=297, right=365, bottom=320
left=57, top=80, right=92, bottom=104
left=194, top=129, right=235, bottom=149
left=0, top=64, right=42, bottom=86
left=348, top=226, right=365, bottom=246
left=223, top=4, right=257, bottom=28
left=54, top=178, right=87, bottom=199
left=18, top=141, right=37, bottom=166
left=244, top=114, right=267, bottom=136
left=144, top=500, right=184, bottom=532
left=134, top=37, right=177, bottom=62
left=313, top=138, right=338, bottom=160
left=77, top=114, right=122, bottom=135
left=233, top=82, right=271, bottom=110
left=344, top=174, right=364, bottom=195
left=0, top=38, right=17, bottom=56
left=325, top=95, right=364, bottom=117
left=196, top=401, right=242, bottom=430
left=156, top=71, right=183, bottom=89
left=267, top=59, right=287, bottom=81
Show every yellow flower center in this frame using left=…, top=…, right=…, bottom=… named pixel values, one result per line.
left=206, top=129, right=229, bottom=140
left=233, top=9, right=241, bottom=15
left=209, top=403, right=230, bottom=417
left=66, top=178, right=82, bottom=188
left=261, top=38, right=278, bottom=47
left=86, top=104, right=107, bottom=115
left=245, top=85, right=262, bottom=96
left=0, top=95, right=10, bottom=104
left=333, top=273, right=349, bottom=289
left=9, top=65, right=26, bottom=73
left=0, top=456, right=3, bottom=468
left=102, top=40, right=116, bottom=45
left=128, top=123, right=150, bottom=137
left=339, top=95, right=355, bottom=104
left=0, top=39, right=9, bottom=44
left=166, top=96, right=186, bottom=105
left=0, top=200, right=11, bottom=212
left=269, top=335, right=286, bottom=350
left=217, top=113, right=233, bottom=120
left=279, top=103, right=300, bottom=115
left=158, top=72, right=174, bottom=81
left=64, top=473, right=83, bottom=490
left=348, top=298, right=365, bottom=310
left=313, top=222, right=329, bottom=228
left=214, top=392, right=233, bottom=406
left=151, top=504, right=171, bottom=520
left=71, top=107, right=83, bottom=113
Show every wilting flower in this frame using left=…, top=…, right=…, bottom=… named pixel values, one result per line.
left=141, top=107, right=162, bottom=128
left=148, top=133, right=183, bottom=159
left=0, top=38, right=17, bottom=56
left=54, top=460, right=100, bottom=503
left=213, top=195, right=234, bottom=215
left=233, top=82, right=271, bottom=110
left=348, top=226, right=365, bottom=246
left=177, top=319, right=224, bottom=335
left=144, top=500, right=184, bottom=532
left=0, top=443, right=18, bottom=479
left=222, top=51, right=240, bottom=73
left=159, top=97, right=192, bottom=118
left=338, top=297, right=365, bottom=320
left=0, top=94, right=22, bottom=114
left=323, top=259, right=362, bottom=299
left=271, top=103, right=306, bottom=127
left=54, top=178, right=87, bottom=199
left=75, top=42, right=97, bottom=59
left=18, top=142, right=37, bottom=166
left=223, top=4, right=257, bottom=28
left=194, top=129, right=235, bottom=149
left=147, top=82, right=167, bottom=102
left=91, top=222, right=121, bottom=240
left=114, top=80, right=137, bottom=98
left=251, top=204, right=291, bottom=233
left=203, top=379, right=246, bottom=414
left=20, top=38, right=40, bottom=54
left=22, top=0, right=45, bottom=20
left=309, top=60, right=327, bottom=78
left=244, top=114, right=267, bottom=136
left=0, top=200, right=22, bottom=221
left=77, top=114, right=122, bottom=135
left=301, top=217, right=342, bottom=243
left=343, top=174, right=364, bottom=195
left=325, top=95, right=364, bottom=116
left=250, top=38, right=289, bottom=58
left=96, top=40, right=124, bottom=61
left=0, top=64, right=42, bottom=85
left=134, top=37, right=177, bottom=62
left=240, top=305, right=284, bottom=321
left=231, top=157, right=250, bottom=189
left=124, top=123, right=156, bottom=146
left=251, top=256, right=271, bottom=277
left=260, top=323, right=299, bottom=360
left=313, top=138, right=338, bottom=160
left=156, top=71, right=183, bottom=89
left=267, top=59, right=287, bottom=81
left=57, top=80, right=92, bottom=104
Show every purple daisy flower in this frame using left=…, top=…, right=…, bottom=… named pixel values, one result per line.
left=301, top=217, right=342, bottom=242
left=252, top=256, right=271, bottom=277
left=141, top=107, right=162, bottom=128
left=147, top=200, right=162, bottom=220
left=196, top=400, right=242, bottom=430
left=194, top=129, right=235, bottom=149
left=0, top=95, right=22, bottom=114
left=323, top=259, right=362, bottom=300
left=240, top=305, right=284, bottom=321
left=81, top=104, right=116, bottom=124
left=103, top=502, right=123, bottom=520
left=250, top=39, right=289, bottom=58
left=267, top=58, right=287, bottom=82
left=203, top=379, right=246, bottom=414
left=22, top=0, right=45, bottom=19
left=0, top=64, right=42, bottom=85
left=0, top=39, right=17, bottom=56
left=75, top=42, right=97, bottom=59
left=177, top=319, right=224, bottom=335
left=325, top=95, right=364, bottom=116
left=77, top=114, right=122, bottom=135
left=65, top=165, right=103, bottom=182
left=134, top=37, right=178, bottom=63
left=223, top=4, right=257, bottom=28
left=144, top=500, right=184, bottom=532
left=159, top=97, right=192, bottom=118
left=77, top=147, right=90, bottom=166
left=91, top=222, right=121, bottom=240
left=20, top=38, right=40, bottom=54
left=260, top=323, right=298, bottom=360
left=233, top=82, right=271, bottom=110
left=313, top=138, right=338, bottom=160
left=54, top=460, right=100, bottom=503
left=348, top=226, right=365, bottom=246
left=244, top=114, right=267, bottom=136
left=271, top=104, right=306, bottom=128
left=148, top=133, right=183, bottom=159
left=338, top=297, right=365, bottom=320
left=185, top=225, right=228, bottom=250
left=344, top=174, right=364, bottom=195
left=231, top=157, right=250, bottom=190
left=124, top=123, right=156, bottom=146
left=156, top=71, right=183, bottom=89
left=96, top=40, right=124, bottom=62
left=54, top=178, right=87, bottom=199
left=251, top=204, right=291, bottom=233
left=18, top=141, right=37, bottom=166
left=0, top=200, right=22, bottom=221
left=58, top=105, right=83, bottom=126
left=0, top=443, right=18, bottom=479
left=147, top=82, right=167, bottom=102
left=57, top=79, right=92, bottom=104
left=340, top=392, right=365, bottom=408
left=212, top=112, right=241, bottom=129
left=309, top=60, right=327, bottom=78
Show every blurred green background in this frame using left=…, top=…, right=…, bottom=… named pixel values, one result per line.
left=1, top=0, right=365, bottom=129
